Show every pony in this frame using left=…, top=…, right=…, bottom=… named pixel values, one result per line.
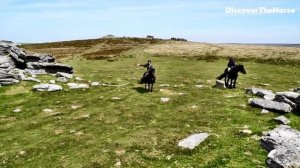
left=218, top=64, right=246, bottom=88
left=143, top=72, right=156, bottom=92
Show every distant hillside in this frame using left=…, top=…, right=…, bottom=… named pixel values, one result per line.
left=22, top=37, right=300, bottom=64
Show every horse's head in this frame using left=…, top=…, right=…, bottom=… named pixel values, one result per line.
left=238, top=64, right=246, bottom=74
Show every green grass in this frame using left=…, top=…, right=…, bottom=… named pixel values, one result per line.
left=1, top=55, right=300, bottom=167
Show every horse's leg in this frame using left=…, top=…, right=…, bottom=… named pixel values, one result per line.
left=224, top=76, right=227, bottom=87
left=233, top=79, right=237, bottom=88
left=151, top=83, right=153, bottom=92
left=230, top=79, right=233, bottom=89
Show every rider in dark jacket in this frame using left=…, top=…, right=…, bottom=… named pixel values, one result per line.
left=139, top=60, right=155, bottom=83
left=217, top=57, right=236, bottom=80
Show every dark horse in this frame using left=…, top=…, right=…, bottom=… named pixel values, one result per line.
left=142, top=72, right=156, bottom=92
left=218, top=64, right=246, bottom=88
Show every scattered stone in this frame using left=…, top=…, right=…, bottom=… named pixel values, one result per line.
left=159, top=84, right=170, bottom=87
left=56, top=72, right=73, bottom=79
left=215, top=80, right=225, bottom=88
left=49, top=80, right=55, bottom=84
left=239, top=129, right=252, bottom=135
left=274, top=95, right=298, bottom=111
left=191, top=105, right=197, bottom=109
left=75, top=77, right=84, bottom=81
left=112, top=97, right=121, bottom=100
left=13, top=108, right=21, bottom=113
left=71, top=105, right=81, bottom=110
left=91, top=82, right=100, bottom=86
left=178, top=133, right=209, bottom=149
left=74, top=114, right=90, bottom=120
left=161, top=97, right=170, bottom=103
left=43, top=109, right=53, bottom=113
left=259, top=83, right=270, bottom=86
left=249, top=98, right=292, bottom=113
left=18, top=150, right=26, bottom=156
left=195, top=85, right=204, bottom=88
left=56, top=77, right=68, bottom=83
left=67, top=83, right=89, bottom=89
left=33, top=84, right=63, bottom=92
left=273, top=115, right=291, bottom=125
left=261, top=109, right=269, bottom=114
left=251, top=134, right=261, bottom=141
left=261, top=125, right=300, bottom=168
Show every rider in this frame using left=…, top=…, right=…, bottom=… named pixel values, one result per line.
left=217, top=57, right=236, bottom=80
left=139, top=60, right=155, bottom=83
left=227, top=57, right=236, bottom=71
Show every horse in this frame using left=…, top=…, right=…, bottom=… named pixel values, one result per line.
left=219, top=64, right=246, bottom=89
left=143, top=72, right=156, bottom=92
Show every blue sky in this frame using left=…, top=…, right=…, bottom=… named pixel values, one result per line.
left=1, top=0, right=299, bottom=43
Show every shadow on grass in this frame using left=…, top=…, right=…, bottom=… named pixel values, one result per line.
left=132, top=87, right=148, bottom=94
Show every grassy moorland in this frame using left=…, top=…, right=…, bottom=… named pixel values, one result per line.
left=0, top=38, right=300, bottom=167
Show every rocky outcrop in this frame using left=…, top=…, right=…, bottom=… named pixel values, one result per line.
left=273, top=116, right=291, bottom=125
left=261, top=125, right=300, bottom=168
left=0, top=40, right=73, bottom=86
left=247, top=87, right=300, bottom=112
left=249, top=98, right=292, bottom=113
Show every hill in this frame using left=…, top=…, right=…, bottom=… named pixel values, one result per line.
left=1, top=37, right=300, bottom=167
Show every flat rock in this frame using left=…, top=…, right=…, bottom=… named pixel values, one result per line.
left=273, top=115, right=291, bottom=125
left=27, top=62, right=73, bottom=74
left=49, top=80, right=55, bottom=84
left=276, top=91, right=300, bottom=100
left=91, top=82, right=100, bottom=86
left=261, top=125, right=300, bottom=168
left=159, top=84, right=170, bottom=87
left=13, top=108, right=22, bottom=113
left=249, top=98, right=292, bottom=113
left=161, top=97, right=170, bottom=103
left=215, top=80, right=225, bottom=88
left=33, top=84, right=62, bottom=92
left=178, top=133, right=209, bottom=149
left=195, top=85, right=204, bottom=88
left=246, top=87, right=275, bottom=98
left=67, top=83, right=89, bottom=89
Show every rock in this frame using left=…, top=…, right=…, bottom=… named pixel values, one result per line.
left=215, top=80, right=225, bottom=88
left=22, top=77, right=41, bottom=83
left=261, top=125, right=300, bottom=168
left=56, top=72, right=73, bottom=79
left=249, top=98, right=292, bottom=113
left=161, top=97, right=170, bottom=103
left=75, top=77, right=84, bottom=81
left=276, top=91, right=300, bottom=100
left=239, top=129, right=252, bottom=135
left=195, top=85, right=204, bottom=88
left=71, top=105, right=81, bottom=110
left=67, top=83, right=89, bottom=89
left=261, top=109, right=270, bottom=114
left=293, top=87, right=300, bottom=93
left=33, top=84, right=63, bottom=92
left=27, top=62, right=73, bottom=74
left=178, top=133, right=209, bottom=149
left=56, top=77, right=68, bottom=83
left=273, top=116, right=291, bottom=125
left=13, top=108, right=22, bottom=113
left=25, top=53, right=55, bottom=63
left=191, top=105, right=197, bottom=109
left=0, top=78, right=19, bottom=85
left=274, top=95, right=298, bottom=111
left=112, top=97, right=121, bottom=100
left=246, top=87, right=275, bottom=98
left=43, top=109, right=53, bottom=113
left=91, top=82, right=100, bottom=86
left=49, top=80, right=55, bottom=84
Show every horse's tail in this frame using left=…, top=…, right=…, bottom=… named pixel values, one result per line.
left=217, top=73, right=226, bottom=80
